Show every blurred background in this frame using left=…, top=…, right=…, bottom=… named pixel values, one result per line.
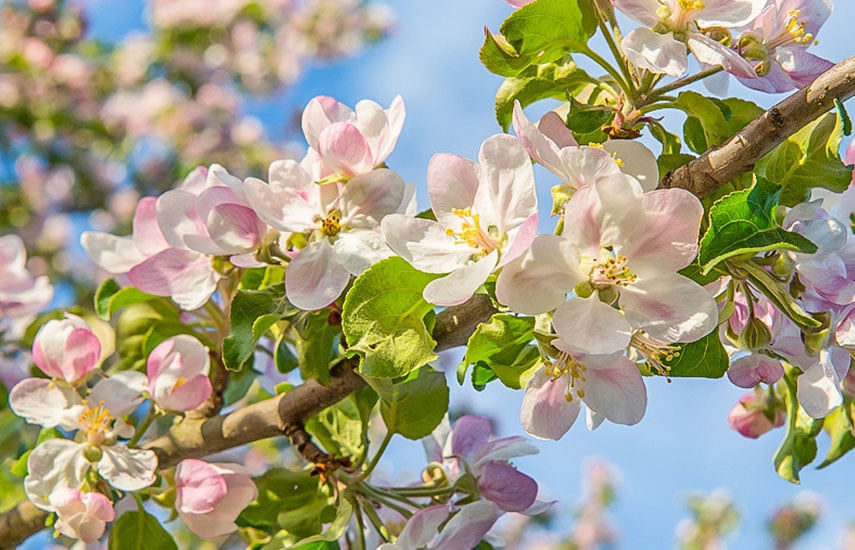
left=3, top=0, right=855, bottom=547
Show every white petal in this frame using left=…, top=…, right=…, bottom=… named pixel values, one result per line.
left=25, top=439, right=89, bottom=511
left=602, top=140, right=659, bottom=192
left=553, top=296, right=632, bottom=355
left=622, top=28, right=687, bottom=77
left=521, top=368, right=580, bottom=440
left=796, top=353, right=843, bottom=419
left=9, top=378, right=83, bottom=431
left=578, top=353, right=648, bottom=425
left=423, top=251, right=498, bottom=306
left=285, top=240, right=351, bottom=310
left=98, top=446, right=158, bottom=491
left=382, top=215, right=474, bottom=273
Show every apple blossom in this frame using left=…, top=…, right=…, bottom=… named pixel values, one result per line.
left=728, top=389, right=786, bottom=438
left=511, top=102, right=660, bottom=194
left=155, top=164, right=268, bottom=267
left=497, top=176, right=717, bottom=354
left=302, top=95, right=405, bottom=179
left=245, top=156, right=409, bottom=310
left=423, top=414, right=540, bottom=512
left=49, top=487, right=115, bottom=543
left=520, top=337, right=648, bottom=440
left=614, top=0, right=764, bottom=77
left=382, top=133, right=538, bottom=306
left=0, top=234, right=53, bottom=337
left=32, top=314, right=101, bottom=386
left=82, top=192, right=220, bottom=311
left=147, top=334, right=212, bottom=412
left=174, top=458, right=258, bottom=539
left=379, top=501, right=503, bottom=550
left=734, top=0, right=834, bottom=92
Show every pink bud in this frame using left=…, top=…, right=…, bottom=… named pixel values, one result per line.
left=33, top=314, right=101, bottom=385
left=728, top=391, right=785, bottom=439
left=49, top=488, right=115, bottom=543
left=175, top=459, right=258, bottom=539
left=147, top=335, right=212, bottom=412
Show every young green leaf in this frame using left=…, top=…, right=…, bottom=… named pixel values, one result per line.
left=774, top=367, right=823, bottom=484
left=223, top=283, right=298, bottom=371
left=94, top=278, right=157, bottom=320
left=655, top=330, right=728, bottom=379
left=342, top=257, right=440, bottom=379
left=109, top=511, right=178, bottom=550
left=459, top=314, right=541, bottom=390
left=368, top=367, right=449, bottom=440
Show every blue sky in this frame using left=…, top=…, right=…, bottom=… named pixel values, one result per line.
left=85, top=0, right=855, bottom=547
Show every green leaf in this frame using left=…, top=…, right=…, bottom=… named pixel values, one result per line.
left=459, top=314, right=541, bottom=390
left=480, top=0, right=595, bottom=77
left=342, top=257, right=440, bottom=378
left=289, top=499, right=353, bottom=547
left=109, top=511, right=178, bottom=550
left=368, top=367, right=449, bottom=440
left=698, top=176, right=818, bottom=275
left=495, top=58, right=596, bottom=131
left=774, top=367, right=823, bottom=483
left=757, top=111, right=853, bottom=206
left=305, top=390, right=374, bottom=460
left=241, top=468, right=330, bottom=537
left=655, top=330, right=728, bottom=378
left=223, top=284, right=297, bottom=371
left=294, top=310, right=341, bottom=385
left=674, top=92, right=763, bottom=154
left=93, top=278, right=158, bottom=320
left=818, top=400, right=855, bottom=468
left=115, top=301, right=211, bottom=371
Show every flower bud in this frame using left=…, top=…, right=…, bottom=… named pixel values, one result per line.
left=33, top=314, right=101, bottom=385
left=48, top=488, right=115, bottom=543
left=175, top=459, right=258, bottom=540
left=147, top=335, right=212, bottom=412
left=728, top=390, right=785, bottom=439
left=736, top=317, right=772, bottom=351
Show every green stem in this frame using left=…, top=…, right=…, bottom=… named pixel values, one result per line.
left=597, top=18, right=635, bottom=95
left=358, top=429, right=394, bottom=482
left=359, top=496, right=393, bottom=542
left=648, top=66, right=723, bottom=99
left=127, top=405, right=159, bottom=448
left=350, top=493, right=367, bottom=550
left=358, top=483, right=415, bottom=519
left=582, top=46, right=631, bottom=96
left=386, top=485, right=456, bottom=498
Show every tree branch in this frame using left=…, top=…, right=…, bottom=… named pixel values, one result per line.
left=0, top=296, right=498, bottom=548
left=659, top=56, right=855, bottom=197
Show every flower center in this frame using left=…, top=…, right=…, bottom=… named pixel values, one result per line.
left=544, top=351, right=588, bottom=402
left=677, top=0, right=705, bottom=11
left=445, top=207, right=499, bottom=255
left=783, top=9, right=817, bottom=46
left=317, top=209, right=342, bottom=237
left=590, top=246, right=637, bottom=288
left=631, top=332, right=680, bottom=380
left=79, top=400, right=113, bottom=447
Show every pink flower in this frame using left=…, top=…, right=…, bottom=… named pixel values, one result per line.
left=0, top=234, right=53, bottom=338
left=379, top=501, right=502, bottom=550
left=728, top=390, right=785, bottom=438
left=175, top=459, right=258, bottom=539
left=32, top=314, right=101, bottom=385
left=49, top=488, right=115, bottom=543
left=382, top=134, right=538, bottom=306
left=147, top=335, right=212, bottom=412
left=302, top=95, right=405, bottom=178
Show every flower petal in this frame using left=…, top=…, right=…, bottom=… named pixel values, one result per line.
left=553, top=296, right=632, bottom=355
left=521, top=367, right=581, bottom=440
left=423, top=251, right=498, bottom=306
left=478, top=462, right=538, bottom=512
left=98, top=446, right=158, bottom=491
left=621, top=28, right=687, bottom=77
left=285, top=240, right=351, bottom=310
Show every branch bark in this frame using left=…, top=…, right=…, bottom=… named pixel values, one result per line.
left=0, top=295, right=497, bottom=548
left=659, top=56, right=855, bottom=197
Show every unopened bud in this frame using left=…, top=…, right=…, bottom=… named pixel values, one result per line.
left=737, top=317, right=772, bottom=351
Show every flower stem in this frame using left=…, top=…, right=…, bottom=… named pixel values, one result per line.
left=128, top=405, right=159, bottom=448
left=582, top=46, right=632, bottom=97
left=358, top=428, right=394, bottom=482
left=648, top=66, right=723, bottom=99
left=596, top=16, right=635, bottom=96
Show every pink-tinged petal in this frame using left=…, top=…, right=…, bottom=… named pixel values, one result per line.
left=798, top=256, right=855, bottom=306
left=496, top=235, right=584, bottom=315
left=89, top=371, right=147, bottom=418
left=158, top=375, right=213, bottom=412
left=555, top=147, right=624, bottom=190
left=727, top=353, right=784, bottom=388
left=562, top=176, right=644, bottom=257
left=612, top=0, right=660, bottom=25
left=176, top=459, right=228, bottom=514
left=553, top=296, right=632, bottom=355
left=538, top=110, right=577, bottom=148
left=207, top=203, right=265, bottom=253
left=835, top=306, right=855, bottom=348
left=33, top=315, right=98, bottom=383
left=155, top=189, right=208, bottom=251
left=25, top=439, right=90, bottom=511
left=302, top=96, right=354, bottom=151
left=81, top=232, right=146, bottom=275
left=499, top=212, right=538, bottom=267
left=148, top=335, right=212, bottom=412
left=475, top=134, right=538, bottom=232
left=60, top=328, right=102, bottom=384
left=318, top=121, right=374, bottom=175
left=427, top=153, right=480, bottom=228
left=341, top=169, right=406, bottom=226
left=602, top=140, right=659, bottom=192
left=796, top=352, right=843, bottom=418
left=586, top=407, right=606, bottom=431
left=333, top=230, right=393, bottom=276
left=474, top=436, right=539, bottom=466
left=624, top=187, right=703, bottom=272
left=779, top=0, right=833, bottom=35
left=738, top=61, right=796, bottom=93
left=688, top=34, right=757, bottom=78
left=423, top=251, right=498, bottom=306
left=449, top=415, right=492, bottom=462
left=397, top=505, right=453, bottom=548
left=9, top=378, right=83, bottom=430
left=286, top=240, right=351, bottom=311
left=432, top=501, right=500, bottom=550
left=728, top=391, right=785, bottom=438
left=0, top=234, right=26, bottom=270
left=621, top=28, right=687, bottom=77
left=382, top=215, right=474, bottom=273
left=512, top=102, right=566, bottom=177
left=355, top=95, right=405, bottom=164
left=783, top=49, right=835, bottom=88
left=619, top=274, right=718, bottom=343
left=132, top=196, right=170, bottom=256
left=128, top=248, right=218, bottom=310
left=577, top=353, right=647, bottom=425
left=177, top=462, right=257, bottom=539
left=696, top=0, right=768, bottom=26
left=506, top=0, right=534, bottom=8
left=478, top=462, right=538, bottom=512
left=521, top=368, right=581, bottom=440
left=98, top=446, right=158, bottom=491
left=176, top=166, right=210, bottom=195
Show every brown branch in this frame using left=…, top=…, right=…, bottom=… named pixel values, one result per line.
left=659, top=56, right=855, bottom=197
left=0, top=296, right=497, bottom=548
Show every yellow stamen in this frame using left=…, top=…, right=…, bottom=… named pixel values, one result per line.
left=444, top=207, right=498, bottom=254
left=544, top=352, right=588, bottom=403
left=317, top=210, right=342, bottom=237
left=78, top=399, right=113, bottom=446
left=785, top=9, right=814, bottom=45
left=590, top=246, right=638, bottom=288
left=631, top=332, right=680, bottom=380
left=678, top=0, right=705, bottom=11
